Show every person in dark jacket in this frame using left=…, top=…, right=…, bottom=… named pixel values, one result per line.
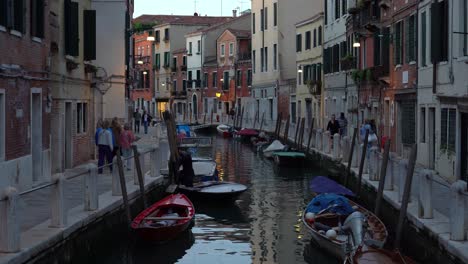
left=327, top=114, right=340, bottom=137
left=177, top=149, right=195, bottom=187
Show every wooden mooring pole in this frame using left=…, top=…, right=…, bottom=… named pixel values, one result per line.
left=394, top=144, right=417, bottom=250
left=357, top=129, right=369, bottom=196
left=344, top=128, right=358, bottom=187
left=115, top=151, right=132, bottom=224
left=299, top=118, right=305, bottom=150
left=259, top=112, right=265, bottom=131
left=283, top=115, right=290, bottom=142
left=239, top=107, right=245, bottom=128
left=132, top=145, right=147, bottom=209
left=374, top=139, right=391, bottom=217
left=306, top=118, right=315, bottom=152
left=294, top=117, right=300, bottom=148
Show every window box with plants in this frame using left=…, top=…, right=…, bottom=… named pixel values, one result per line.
left=306, top=80, right=322, bottom=95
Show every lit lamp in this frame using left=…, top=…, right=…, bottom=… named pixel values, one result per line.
left=216, top=92, right=222, bottom=98
left=353, top=41, right=361, bottom=48
left=143, top=71, right=148, bottom=75
left=298, top=66, right=303, bottom=73
left=147, top=36, right=155, bottom=41
left=137, top=60, right=144, bottom=65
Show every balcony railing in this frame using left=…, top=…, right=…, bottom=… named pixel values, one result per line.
left=171, top=90, right=187, bottom=98
left=180, top=65, right=187, bottom=71
left=237, top=52, right=252, bottom=61
left=134, top=56, right=151, bottom=65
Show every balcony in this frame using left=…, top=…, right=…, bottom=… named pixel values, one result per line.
left=237, top=52, right=252, bottom=61
left=134, top=56, right=151, bottom=65
left=171, top=90, right=187, bottom=98
left=180, top=65, right=187, bottom=71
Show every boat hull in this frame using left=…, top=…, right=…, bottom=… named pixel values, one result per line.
left=273, top=154, right=305, bottom=167
left=178, top=182, right=247, bottom=202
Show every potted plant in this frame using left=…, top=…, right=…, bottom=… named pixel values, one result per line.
left=341, top=54, right=356, bottom=70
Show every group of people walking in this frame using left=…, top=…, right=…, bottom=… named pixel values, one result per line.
left=326, top=113, right=378, bottom=149
left=133, top=108, right=153, bottom=134
left=95, top=118, right=136, bottom=174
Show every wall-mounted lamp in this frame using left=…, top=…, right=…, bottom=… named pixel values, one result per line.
left=353, top=42, right=361, bottom=48
left=147, top=36, right=155, bottom=41
left=143, top=71, right=148, bottom=75
left=216, top=92, right=222, bottom=98
left=298, top=66, right=303, bottom=73
left=220, top=78, right=224, bottom=82
left=137, top=60, right=144, bottom=65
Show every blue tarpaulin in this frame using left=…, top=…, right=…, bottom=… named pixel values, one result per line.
left=176, top=124, right=192, bottom=137
left=306, top=193, right=355, bottom=215
left=310, top=176, right=355, bottom=197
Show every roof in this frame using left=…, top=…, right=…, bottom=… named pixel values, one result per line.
left=173, top=48, right=187, bottom=54
left=185, top=13, right=251, bottom=36
left=133, top=14, right=232, bottom=27
left=226, top=28, right=250, bottom=38
left=295, top=12, right=324, bottom=27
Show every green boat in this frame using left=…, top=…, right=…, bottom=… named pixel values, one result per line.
left=272, top=152, right=306, bottom=167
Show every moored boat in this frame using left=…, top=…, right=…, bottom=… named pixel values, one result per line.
left=344, top=246, right=416, bottom=264
left=302, top=177, right=388, bottom=260
left=178, top=181, right=247, bottom=202
left=131, top=194, right=195, bottom=242
left=216, top=124, right=233, bottom=138
left=192, top=159, right=219, bottom=183
left=263, top=140, right=285, bottom=158
left=273, top=151, right=305, bottom=167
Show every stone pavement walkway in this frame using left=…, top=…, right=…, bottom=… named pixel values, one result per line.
left=18, top=126, right=163, bottom=232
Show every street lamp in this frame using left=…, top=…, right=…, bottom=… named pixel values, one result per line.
left=147, top=36, right=155, bottom=41
left=216, top=92, right=222, bottom=98
left=137, top=59, right=144, bottom=65
left=298, top=66, right=303, bottom=73
left=143, top=71, right=148, bottom=75
left=353, top=42, right=361, bottom=48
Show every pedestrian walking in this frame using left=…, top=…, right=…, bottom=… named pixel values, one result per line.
left=133, top=109, right=141, bottom=133
left=338, top=112, right=348, bottom=136
left=95, top=119, right=103, bottom=146
left=111, top=118, right=122, bottom=158
left=142, top=111, right=152, bottom=134
left=326, top=114, right=340, bottom=138
left=120, top=123, right=135, bottom=170
left=97, top=120, right=113, bottom=174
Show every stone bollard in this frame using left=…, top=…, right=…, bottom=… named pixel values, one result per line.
left=84, top=164, right=98, bottom=211
left=316, top=129, right=323, bottom=151
left=154, top=123, right=161, bottom=141
left=0, top=187, right=20, bottom=253
left=323, top=131, right=331, bottom=154
left=150, top=147, right=160, bottom=177
left=418, top=170, right=433, bottom=219
left=341, top=136, right=350, bottom=161
left=333, top=133, right=341, bottom=159
left=112, top=156, right=122, bottom=196
left=398, top=159, right=408, bottom=202
left=385, top=153, right=396, bottom=190
left=450, top=180, right=467, bottom=241
left=159, top=139, right=169, bottom=170
left=50, top=173, right=67, bottom=228
left=368, top=147, right=380, bottom=181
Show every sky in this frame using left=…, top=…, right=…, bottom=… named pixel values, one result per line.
left=133, top=0, right=251, bottom=18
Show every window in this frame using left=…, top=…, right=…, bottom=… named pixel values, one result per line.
left=335, top=0, right=340, bottom=20
left=296, top=34, right=302, bottom=52
left=236, top=70, right=242, bottom=87
left=183, top=56, right=187, bottom=66
left=197, top=40, right=201, bottom=53
left=260, top=48, right=264, bottom=71
left=421, top=11, right=427, bottom=66
left=247, top=69, right=252, bottom=86
left=401, top=101, right=416, bottom=145
left=305, top=31, right=311, bottom=50
left=253, top=13, right=256, bottom=34
left=318, top=26, right=322, bottom=45
left=342, top=0, right=347, bottom=16
left=394, top=21, right=403, bottom=65
left=65, top=0, right=79, bottom=56
left=196, top=70, right=201, bottom=87
left=155, top=54, right=160, bottom=69
left=155, top=30, right=160, bottom=42
left=431, top=0, right=448, bottom=62
left=313, top=29, right=317, bottom=48
left=273, top=44, right=277, bottom=70
left=221, top=44, right=225, bottom=56
left=324, top=0, right=328, bottom=25
left=223, top=71, right=229, bottom=90
left=264, top=47, right=268, bottom=72
left=373, top=29, right=381, bottom=66
left=203, top=72, right=208, bottom=88
left=76, top=103, right=87, bottom=134
left=463, top=0, right=468, bottom=56
left=83, top=10, right=96, bottom=60
left=291, top=102, right=297, bottom=123
left=188, top=71, right=193, bottom=88
left=156, top=77, right=160, bottom=91
left=164, top=52, right=170, bottom=67
left=420, top=107, right=426, bottom=143
left=212, top=72, right=218, bottom=87
left=333, top=44, right=340, bottom=72
left=182, top=80, right=187, bottom=91
left=253, top=50, right=256, bottom=73
left=145, top=72, right=150, bottom=88
left=260, top=9, right=264, bottom=31
left=31, top=0, right=45, bottom=38
left=229, top=43, right=234, bottom=56
left=189, top=42, right=193, bottom=54
left=273, top=3, right=278, bottom=26
left=264, top=7, right=268, bottom=30
left=172, top=57, right=177, bottom=68
left=164, top=28, right=170, bottom=40
left=441, top=108, right=456, bottom=152
left=298, top=71, right=302, bottom=85
left=405, top=15, right=416, bottom=63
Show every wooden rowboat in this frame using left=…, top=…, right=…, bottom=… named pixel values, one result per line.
left=273, top=151, right=306, bottom=167
left=344, top=246, right=416, bottom=264
left=216, top=124, right=233, bottom=138
left=131, top=194, right=195, bottom=242
left=178, top=181, right=247, bottom=202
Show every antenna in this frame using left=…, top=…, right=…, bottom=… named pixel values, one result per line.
left=221, top=0, right=223, bottom=16
left=238, top=0, right=247, bottom=12
left=194, top=0, right=198, bottom=13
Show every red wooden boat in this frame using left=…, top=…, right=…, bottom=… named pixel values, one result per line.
left=131, top=194, right=195, bottom=242
left=344, top=246, right=416, bottom=264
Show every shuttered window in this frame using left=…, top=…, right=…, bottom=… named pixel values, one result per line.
left=273, top=3, right=277, bottom=26
left=65, top=0, right=79, bottom=56
left=252, top=13, right=256, bottom=34
left=203, top=72, right=208, bottom=88
left=421, top=11, right=427, bottom=66
left=145, top=72, right=150, bottom=88
left=155, top=54, right=160, bottom=68
left=264, top=7, right=268, bottom=30
left=333, top=44, right=340, bottom=72
left=313, top=29, right=316, bottom=48
left=13, top=0, right=24, bottom=32
left=441, top=108, right=456, bottom=152
left=324, top=0, right=328, bottom=25
left=236, top=70, right=242, bottom=87
left=0, top=0, right=6, bottom=27
left=335, top=0, right=340, bottom=20
left=324, top=48, right=330, bottom=74
left=296, top=34, right=302, bottom=52
left=305, top=31, right=311, bottom=50
left=31, top=0, right=45, bottom=38
left=382, top=27, right=390, bottom=73
left=164, top=52, right=170, bottom=67
left=405, top=15, right=416, bottom=63
left=394, top=21, right=402, bottom=65
left=223, top=71, right=229, bottom=90
left=340, top=41, right=346, bottom=70
left=431, top=0, right=448, bottom=63
left=83, top=10, right=96, bottom=61
left=318, top=26, right=322, bottom=46
left=247, top=70, right=252, bottom=86
left=401, top=101, right=416, bottom=145
left=374, top=29, right=381, bottom=66
left=212, top=72, right=217, bottom=87
left=341, top=0, right=346, bottom=16
left=260, top=9, right=264, bottom=31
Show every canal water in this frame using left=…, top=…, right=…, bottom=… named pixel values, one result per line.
left=101, top=133, right=340, bottom=264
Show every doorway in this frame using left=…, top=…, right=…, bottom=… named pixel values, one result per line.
left=461, top=113, right=468, bottom=182
left=428, top=107, right=436, bottom=169
left=31, top=92, right=42, bottom=181
left=192, top=94, right=198, bottom=121
left=65, top=102, right=73, bottom=169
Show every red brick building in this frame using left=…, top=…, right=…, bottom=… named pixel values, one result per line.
left=171, top=48, right=188, bottom=120
left=0, top=0, right=51, bottom=189
left=132, top=31, right=154, bottom=114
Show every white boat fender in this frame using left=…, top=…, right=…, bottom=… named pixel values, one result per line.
left=326, top=229, right=337, bottom=239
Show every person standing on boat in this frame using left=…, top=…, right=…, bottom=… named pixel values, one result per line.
left=177, top=148, right=195, bottom=187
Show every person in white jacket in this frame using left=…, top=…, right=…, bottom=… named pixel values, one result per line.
left=97, top=120, right=114, bottom=174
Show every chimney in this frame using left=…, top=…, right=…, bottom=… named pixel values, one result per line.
left=233, top=10, right=237, bottom=17
left=194, top=12, right=199, bottom=16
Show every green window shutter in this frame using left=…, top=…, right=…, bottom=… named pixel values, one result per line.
left=317, top=64, right=322, bottom=82
left=421, top=12, right=427, bottom=66
left=65, top=0, right=79, bottom=56
left=401, top=100, right=416, bottom=144
left=31, top=0, right=45, bottom=38
left=404, top=18, right=410, bottom=63
left=13, top=0, right=24, bottom=32
left=431, top=2, right=442, bottom=63
left=84, top=10, right=96, bottom=61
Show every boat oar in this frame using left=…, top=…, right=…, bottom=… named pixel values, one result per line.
left=146, top=216, right=191, bottom=221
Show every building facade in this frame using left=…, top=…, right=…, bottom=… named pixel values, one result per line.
left=251, top=0, right=322, bottom=127
left=295, top=14, right=324, bottom=130
left=132, top=30, right=154, bottom=115
left=0, top=0, right=51, bottom=190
